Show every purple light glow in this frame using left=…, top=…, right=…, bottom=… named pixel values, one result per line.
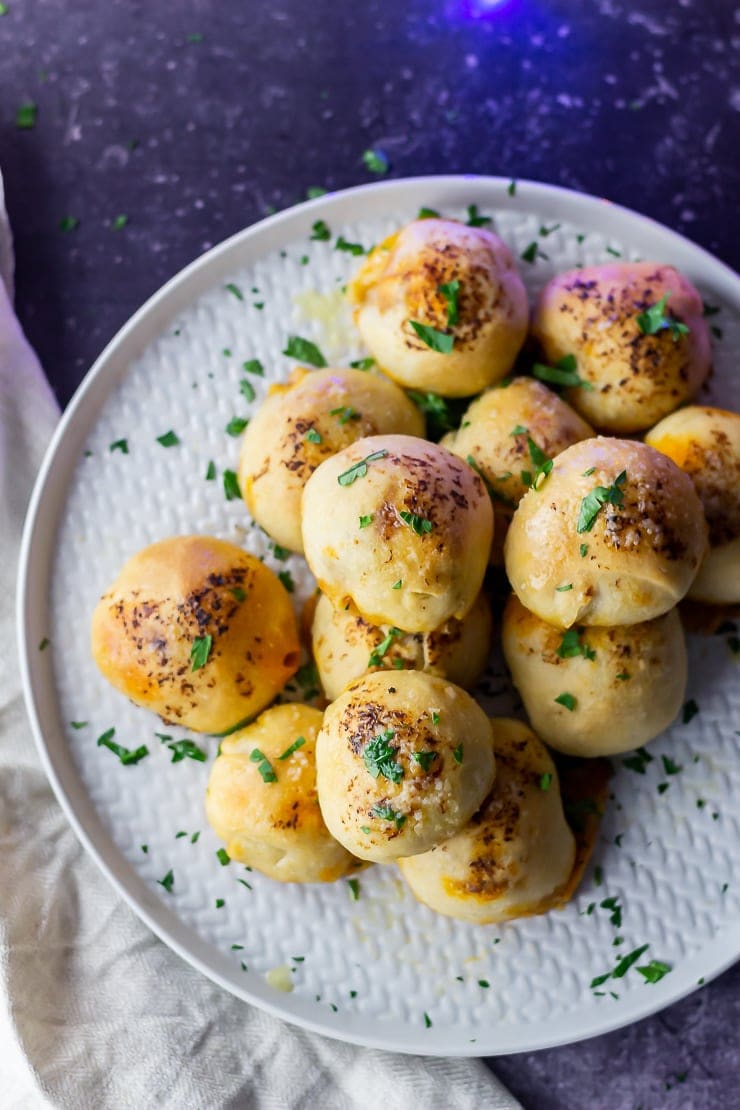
left=465, top=0, right=512, bottom=15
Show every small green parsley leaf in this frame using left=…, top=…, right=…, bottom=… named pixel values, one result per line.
left=520, top=241, right=540, bottom=263
left=329, top=405, right=361, bottom=424
left=520, top=436, right=553, bottom=490
left=359, top=514, right=374, bottom=529
left=278, top=570, right=295, bottom=594
left=278, top=736, right=306, bottom=760
left=250, top=748, right=277, bottom=783
left=337, top=448, right=388, bottom=486
left=554, top=692, right=577, bottom=711
left=556, top=583, right=573, bottom=592
left=156, top=430, right=180, bottom=447
left=215, top=898, right=225, bottom=909
left=216, top=848, right=230, bottom=866
left=157, top=869, right=174, bottom=893
left=579, top=543, right=589, bottom=557
left=225, top=282, right=243, bottom=300
left=38, top=637, right=50, bottom=651
left=243, top=358, right=264, bottom=376
left=59, top=216, right=79, bottom=232
left=239, top=378, right=256, bottom=403
left=225, top=416, right=248, bottom=437
left=616, top=671, right=631, bottom=681
left=622, top=748, right=653, bottom=774
left=423, top=1012, right=432, bottom=1028
left=557, top=628, right=596, bottom=660
left=661, top=755, right=682, bottom=776
left=362, top=148, right=389, bottom=174
left=190, top=634, right=213, bottom=671
left=439, top=279, right=461, bottom=326
left=364, top=729, right=403, bottom=783
left=230, top=586, right=246, bottom=602
left=417, top=206, right=440, bottom=219
left=636, top=293, right=690, bottom=342
left=306, top=186, right=327, bottom=199
left=371, top=803, right=406, bottom=829
left=392, top=579, right=402, bottom=590
left=453, top=743, right=464, bottom=764
left=205, top=460, right=216, bottom=481
left=613, top=944, right=650, bottom=979
left=682, top=698, right=699, bottom=724
left=577, top=471, right=627, bottom=533
left=349, top=357, right=375, bottom=370
left=511, top=424, right=528, bottom=436
left=540, top=772, right=553, bottom=791
left=109, top=439, right=129, bottom=454
left=412, top=751, right=438, bottom=772
left=335, top=236, right=366, bottom=256
left=70, top=720, right=88, bottom=730
left=406, top=389, right=460, bottom=437
left=347, top=878, right=361, bottom=901
left=399, top=509, right=433, bottom=535
left=310, top=219, right=331, bottom=241
left=409, top=321, right=454, bottom=353
left=466, top=204, right=491, bottom=227
left=637, top=959, right=671, bottom=984
left=540, top=223, right=561, bottom=237
left=283, top=335, right=327, bottom=368
left=223, top=469, right=241, bottom=500
left=507, top=180, right=517, bottom=196
left=532, top=353, right=593, bottom=390
left=167, top=739, right=207, bottom=764
left=96, top=728, right=149, bottom=765
left=17, top=101, right=37, bottom=129
left=306, top=427, right=322, bottom=444
left=111, top=214, right=128, bottom=231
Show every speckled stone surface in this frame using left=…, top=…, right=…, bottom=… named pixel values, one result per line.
left=0, top=1, right=738, bottom=1107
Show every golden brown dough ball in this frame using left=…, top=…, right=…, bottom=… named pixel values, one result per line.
left=397, top=718, right=576, bottom=924
left=237, top=366, right=424, bottom=554
left=205, top=703, right=358, bottom=883
left=91, top=536, right=300, bottom=733
left=501, top=595, right=687, bottom=756
left=347, top=218, right=529, bottom=397
left=311, top=590, right=492, bottom=700
left=441, top=377, right=593, bottom=563
left=532, top=262, right=711, bottom=433
left=504, top=437, right=707, bottom=628
left=301, top=434, right=493, bottom=633
left=315, top=671, right=495, bottom=863
left=645, top=406, right=740, bottom=605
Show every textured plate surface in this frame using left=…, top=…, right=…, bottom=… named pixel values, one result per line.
left=18, top=177, right=740, bottom=1056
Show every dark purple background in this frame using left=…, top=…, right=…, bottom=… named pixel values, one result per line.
left=1, top=1, right=738, bottom=1106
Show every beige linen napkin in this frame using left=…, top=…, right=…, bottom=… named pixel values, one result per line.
left=0, top=170, right=521, bottom=1110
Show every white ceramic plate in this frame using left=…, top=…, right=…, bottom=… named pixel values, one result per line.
left=18, top=176, right=740, bottom=1056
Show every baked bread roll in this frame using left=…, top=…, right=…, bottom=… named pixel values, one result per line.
left=532, top=263, right=711, bottom=433
left=441, top=377, right=593, bottom=563
left=238, top=366, right=424, bottom=553
left=205, top=703, right=358, bottom=883
left=301, top=434, right=493, bottom=633
left=91, top=536, right=300, bottom=733
left=315, top=671, right=495, bottom=863
left=347, top=218, right=528, bottom=397
left=645, top=406, right=740, bottom=604
left=397, top=718, right=576, bottom=924
left=501, top=595, right=687, bottom=756
left=504, top=437, right=707, bottom=627
left=311, top=589, right=492, bottom=700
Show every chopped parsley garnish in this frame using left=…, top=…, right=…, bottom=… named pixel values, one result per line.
left=579, top=543, right=589, bottom=557
left=329, top=405, right=361, bottom=424
left=406, top=389, right=459, bottom=436
left=337, top=448, right=388, bottom=486
left=532, top=353, right=593, bottom=390
left=464, top=454, right=517, bottom=510
left=215, top=898, right=225, bottom=909
left=347, top=878, right=361, bottom=901
left=17, top=101, right=37, bottom=129
left=539, top=772, right=553, bottom=791
left=439, top=279, right=461, bottom=326
left=399, top=509, right=433, bottom=535
left=702, top=301, right=720, bottom=317
left=637, top=959, right=671, bottom=984
left=216, top=848, right=230, bottom=866
left=205, top=460, right=216, bottom=481
left=466, top=204, right=491, bottom=227
left=636, top=293, right=690, bottom=341
left=225, top=416, right=248, bottom=437
left=622, top=748, right=653, bottom=774
left=349, top=357, right=375, bottom=370
left=157, top=870, right=175, bottom=894
left=371, top=803, right=406, bottom=829
left=478, top=979, right=490, bottom=988
left=362, top=148, right=389, bottom=174
left=191, top=831, right=200, bottom=843
left=613, top=944, right=650, bottom=979
left=557, top=628, right=596, bottom=660
left=431, top=712, right=440, bottom=725
left=250, top=748, right=277, bottom=783
left=412, top=751, right=438, bottom=772
left=392, top=579, right=402, bottom=590
left=190, top=634, right=213, bottom=671
left=417, top=206, right=440, bottom=219
left=96, top=728, right=149, bottom=765
left=423, top=1012, right=432, bottom=1028
left=305, top=427, right=322, bottom=443
left=556, top=583, right=573, bottom=592
left=599, top=896, right=622, bottom=927
left=368, top=630, right=401, bottom=661
left=661, top=755, right=682, bottom=776
left=230, top=586, right=246, bottom=602
left=278, top=736, right=306, bottom=761
left=307, top=186, right=326, bottom=199
left=520, top=241, right=540, bottom=264
left=38, top=638, right=49, bottom=651
left=112, top=214, right=128, bottom=231
left=175, top=831, right=187, bottom=839
left=239, top=378, right=256, bottom=403
left=520, top=436, right=553, bottom=490
left=682, top=698, right=699, bottom=724
left=282, top=335, right=327, bottom=368
left=335, top=236, right=365, bottom=256
left=278, top=570, right=295, bottom=593
left=507, top=180, right=517, bottom=196
left=109, top=439, right=129, bottom=454
left=539, top=223, right=561, bottom=237
left=511, top=424, right=528, bottom=436
left=223, top=469, right=241, bottom=500
left=363, top=729, right=403, bottom=783
left=409, top=321, right=454, bottom=354
left=225, top=282, right=243, bottom=300
left=59, top=216, right=79, bottom=232
left=583, top=467, right=596, bottom=477
left=577, top=470, right=627, bottom=533
left=453, top=743, right=464, bottom=764
left=243, top=358, right=264, bottom=376
left=554, top=692, right=577, bottom=711
left=359, top=514, right=374, bottom=529
left=310, top=219, right=331, bottom=241
left=70, top=720, right=88, bottom=729
left=605, top=246, right=621, bottom=258
left=156, top=430, right=180, bottom=447
left=616, top=671, right=631, bottom=681
left=167, top=739, right=207, bottom=763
